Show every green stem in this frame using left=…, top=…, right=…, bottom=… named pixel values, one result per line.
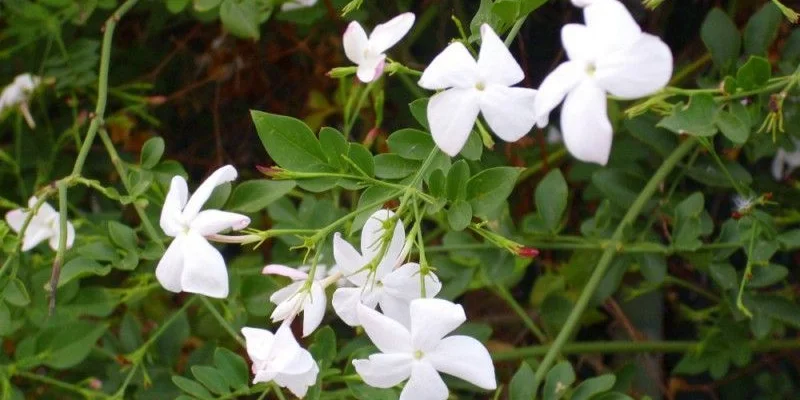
left=15, top=370, right=108, bottom=399
left=736, top=224, right=759, bottom=318
left=421, top=239, right=739, bottom=254
left=200, top=296, right=245, bottom=346
left=517, top=147, right=567, bottom=183
left=48, top=180, right=69, bottom=315
left=343, top=81, right=375, bottom=137
left=530, top=138, right=697, bottom=396
left=491, top=285, right=548, bottom=343
left=663, top=275, right=721, bottom=303
left=669, top=53, right=712, bottom=85
left=492, top=339, right=800, bottom=361
left=504, top=17, right=526, bottom=47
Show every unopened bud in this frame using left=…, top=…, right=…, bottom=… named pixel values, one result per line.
left=327, top=66, right=357, bottom=78
left=517, top=247, right=540, bottom=258
left=146, top=95, right=167, bottom=105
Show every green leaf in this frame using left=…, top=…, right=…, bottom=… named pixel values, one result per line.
left=748, top=264, right=788, bottom=288
left=108, top=221, right=137, bottom=251
left=701, top=8, right=741, bottom=69
left=140, top=136, right=165, bottom=168
left=535, top=169, right=568, bottom=233
left=309, top=326, right=337, bottom=368
left=447, top=200, right=473, bottom=231
left=386, top=129, right=435, bottom=160
left=373, top=154, right=420, bottom=179
left=749, top=294, right=800, bottom=329
left=57, top=258, right=111, bottom=288
left=715, top=109, right=750, bottom=144
left=466, top=167, right=520, bottom=217
left=0, top=302, right=10, bottom=334
left=319, top=127, right=349, bottom=169
left=509, top=361, right=535, bottom=400
left=687, top=158, right=752, bottom=188
left=204, top=181, right=232, bottom=209
left=637, top=254, right=667, bottom=284
left=167, top=0, right=190, bottom=13
left=220, top=0, right=260, bottom=39
left=226, top=180, right=296, bottom=213
left=172, top=376, right=213, bottom=399
left=591, top=169, right=643, bottom=210
left=736, top=56, right=772, bottom=90
left=520, top=0, right=548, bottom=15
left=194, top=0, right=221, bottom=12
left=492, top=0, right=520, bottom=23
left=214, top=347, right=249, bottom=391
left=571, top=375, right=616, bottom=400
left=709, top=263, right=737, bottom=290
left=350, top=186, right=395, bottom=233
left=252, top=111, right=328, bottom=172
left=3, top=278, right=30, bottom=307
left=191, top=365, right=230, bottom=395
left=446, top=160, right=470, bottom=201
left=409, top=98, right=429, bottom=129
left=347, top=142, right=375, bottom=178
left=743, top=2, right=782, bottom=55
left=777, top=229, right=800, bottom=249
left=658, top=94, right=719, bottom=136
left=39, top=322, right=107, bottom=369
left=543, top=361, right=575, bottom=400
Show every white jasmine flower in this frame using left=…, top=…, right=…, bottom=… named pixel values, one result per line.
left=263, top=264, right=328, bottom=337
left=156, top=165, right=250, bottom=298
left=281, top=0, right=317, bottom=11
left=533, top=0, right=672, bottom=165
left=332, top=209, right=440, bottom=327
left=417, top=24, right=538, bottom=156
left=343, top=12, right=415, bottom=83
left=771, top=138, right=800, bottom=180
left=0, top=73, right=42, bottom=128
left=352, top=299, right=496, bottom=400
left=5, top=196, right=75, bottom=251
left=241, top=325, right=319, bottom=398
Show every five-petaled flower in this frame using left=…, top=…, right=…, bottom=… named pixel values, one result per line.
left=417, top=24, right=538, bottom=157
left=242, top=325, right=319, bottom=398
left=332, top=209, right=441, bottom=327
left=0, top=73, right=42, bottom=129
left=263, top=264, right=328, bottom=337
left=533, top=0, right=673, bottom=165
left=353, top=299, right=497, bottom=400
left=6, top=196, right=75, bottom=252
left=157, top=165, right=250, bottom=298
left=343, top=12, right=415, bottom=83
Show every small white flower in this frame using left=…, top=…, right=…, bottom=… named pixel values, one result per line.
left=417, top=24, right=538, bottom=157
left=242, top=325, right=319, bottom=398
left=156, top=165, right=250, bottom=298
left=281, top=0, right=317, bottom=11
left=533, top=0, right=673, bottom=165
left=263, top=264, right=327, bottom=337
left=332, top=209, right=440, bottom=327
left=343, top=12, right=415, bottom=83
left=5, top=196, right=75, bottom=251
left=771, top=138, right=800, bottom=180
left=0, top=73, right=42, bottom=128
left=352, top=299, right=496, bottom=400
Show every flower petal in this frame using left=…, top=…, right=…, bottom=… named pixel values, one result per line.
left=190, top=209, right=250, bottom=235
left=369, top=12, right=415, bottom=54
left=160, top=176, right=189, bottom=236
left=594, top=33, right=673, bottom=99
left=477, top=24, right=524, bottom=86
left=5, top=209, right=28, bottom=233
left=302, top=282, right=327, bottom=337
left=344, top=21, right=369, bottom=65
left=561, top=23, right=594, bottom=62
left=242, top=326, right=276, bottom=362
left=409, top=298, right=465, bottom=352
left=270, top=281, right=304, bottom=322
left=21, top=225, right=52, bottom=251
left=532, top=61, right=583, bottom=127
left=182, top=165, right=238, bottom=221
left=479, top=86, right=537, bottom=142
left=273, top=324, right=315, bottom=374
left=263, top=264, right=309, bottom=280
left=356, top=54, right=386, bottom=83
left=361, top=209, right=405, bottom=278
left=772, top=149, right=786, bottom=180
left=583, top=0, right=641, bottom=53
left=427, top=335, right=496, bottom=390
left=427, top=88, right=480, bottom=157
left=180, top=232, right=229, bottom=298
left=332, top=287, right=364, bottom=326
left=418, top=42, right=478, bottom=90
left=155, top=237, right=186, bottom=293
left=560, top=80, right=613, bottom=165
left=333, top=232, right=368, bottom=286
left=48, top=221, right=75, bottom=251
left=378, top=293, right=412, bottom=328
left=382, top=263, right=441, bottom=301
left=275, top=362, right=319, bottom=398
left=357, top=303, right=413, bottom=353
left=353, top=353, right=413, bottom=388
left=399, top=361, right=449, bottom=400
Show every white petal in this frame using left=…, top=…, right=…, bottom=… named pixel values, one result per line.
left=182, top=165, right=238, bottom=221
left=270, top=282, right=304, bottom=322
left=772, top=149, right=786, bottom=180
left=353, top=353, right=413, bottom=388
left=399, top=361, right=449, bottom=400
left=583, top=0, right=641, bottom=53
left=344, top=21, right=369, bottom=64
left=361, top=209, right=405, bottom=278
left=479, top=86, right=537, bottom=142
left=272, top=324, right=314, bottom=374
left=427, top=335, right=496, bottom=390
left=35, top=200, right=58, bottom=221
left=180, top=232, right=229, bottom=298
left=275, top=362, right=319, bottom=398
left=5, top=209, right=28, bottom=233
left=21, top=225, right=52, bottom=251
left=427, top=88, right=480, bottom=157
left=357, top=303, right=413, bottom=354
left=418, top=43, right=479, bottom=90
left=561, top=24, right=594, bottom=62
left=356, top=54, right=386, bottom=83
left=533, top=61, right=583, bottom=127
left=189, top=209, right=250, bottom=235
left=477, top=24, right=524, bottom=86
left=332, top=287, right=364, bottom=326
left=333, top=232, right=369, bottom=286
left=155, top=238, right=186, bottom=293
left=263, top=264, right=308, bottom=280
left=560, top=80, right=613, bottom=165
left=369, top=12, right=415, bottom=54
left=594, top=33, right=673, bottom=99
left=409, top=298, right=465, bottom=352
left=160, top=176, right=188, bottom=236
left=47, top=221, right=76, bottom=251
left=382, top=263, right=441, bottom=301
left=378, top=294, right=412, bottom=328
left=242, top=326, right=276, bottom=362
left=302, top=282, right=326, bottom=337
